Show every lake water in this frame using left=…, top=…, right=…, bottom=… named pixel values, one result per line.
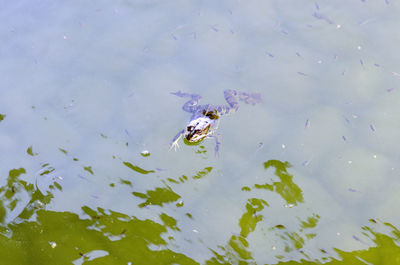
left=1, top=0, right=400, bottom=264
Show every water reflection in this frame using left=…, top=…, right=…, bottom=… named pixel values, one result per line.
left=133, top=186, right=181, bottom=208
left=0, top=167, right=56, bottom=225
left=1, top=160, right=400, bottom=264
left=205, top=160, right=311, bottom=264
left=1, top=207, right=199, bottom=265
left=123, top=161, right=156, bottom=174
left=255, top=160, right=304, bottom=206
left=277, top=219, right=400, bottom=265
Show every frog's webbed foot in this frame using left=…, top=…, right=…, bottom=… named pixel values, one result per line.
left=171, top=91, right=202, bottom=113
left=169, top=130, right=184, bottom=151
left=170, top=140, right=180, bottom=151
left=224, top=89, right=262, bottom=110
left=238, top=92, right=262, bottom=105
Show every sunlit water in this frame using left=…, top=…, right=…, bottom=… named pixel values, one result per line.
left=1, top=0, right=400, bottom=264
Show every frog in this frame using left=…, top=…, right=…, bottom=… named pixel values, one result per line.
left=170, top=89, right=262, bottom=154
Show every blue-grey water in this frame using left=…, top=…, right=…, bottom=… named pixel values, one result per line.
left=1, top=0, right=400, bottom=264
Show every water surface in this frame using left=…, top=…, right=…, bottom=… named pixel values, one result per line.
left=1, top=0, right=400, bottom=264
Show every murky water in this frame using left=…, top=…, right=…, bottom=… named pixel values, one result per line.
left=1, top=0, right=400, bottom=264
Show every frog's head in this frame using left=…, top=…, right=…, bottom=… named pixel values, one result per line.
left=184, top=117, right=212, bottom=143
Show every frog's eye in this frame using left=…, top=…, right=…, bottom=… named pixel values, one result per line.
left=187, top=126, right=194, bottom=131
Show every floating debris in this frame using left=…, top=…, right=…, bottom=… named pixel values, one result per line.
left=342, top=135, right=347, bottom=142
left=296, top=52, right=301, bottom=57
left=315, top=2, right=320, bottom=10
left=281, top=144, right=286, bottom=149
left=84, top=166, right=94, bottom=175
left=255, top=142, right=264, bottom=153
left=369, top=124, right=375, bottom=132
left=59, top=148, right=68, bottom=155
left=141, top=150, right=150, bottom=157
left=313, top=12, right=334, bottom=24
left=305, top=119, right=310, bottom=128
left=27, top=146, right=38, bottom=156
left=348, top=188, right=357, bottom=192
left=284, top=204, right=294, bottom=208
left=297, top=72, right=308, bottom=76
left=266, top=52, right=274, bottom=58
left=391, top=72, right=400, bottom=77
left=242, top=186, right=251, bottom=192
left=49, top=242, right=57, bottom=248
left=353, top=235, right=361, bottom=242
left=387, top=88, right=395, bottom=92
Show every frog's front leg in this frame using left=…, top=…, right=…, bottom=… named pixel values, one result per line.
left=171, top=91, right=202, bottom=113
left=210, top=134, right=222, bottom=156
left=170, top=129, right=184, bottom=151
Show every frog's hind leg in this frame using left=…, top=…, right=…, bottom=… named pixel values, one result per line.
left=171, top=91, right=202, bottom=113
left=223, top=90, right=241, bottom=114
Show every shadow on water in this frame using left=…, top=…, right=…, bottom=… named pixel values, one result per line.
left=0, top=160, right=400, bottom=264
